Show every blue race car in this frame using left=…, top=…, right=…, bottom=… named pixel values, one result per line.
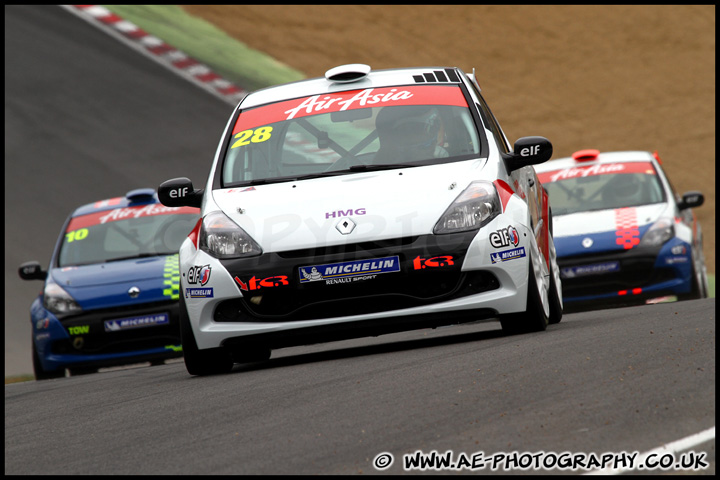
left=535, top=150, right=708, bottom=312
left=18, top=188, right=200, bottom=379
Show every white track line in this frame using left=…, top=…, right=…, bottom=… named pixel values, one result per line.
left=586, top=426, right=715, bottom=475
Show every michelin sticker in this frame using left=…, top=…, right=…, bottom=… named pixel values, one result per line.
left=185, top=287, right=214, bottom=298
left=299, top=256, right=400, bottom=285
left=105, top=313, right=169, bottom=332
left=490, top=247, right=526, bottom=264
left=561, top=261, right=620, bottom=278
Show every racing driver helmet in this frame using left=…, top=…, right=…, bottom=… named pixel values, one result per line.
left=375, top=105, right=448, bottom=163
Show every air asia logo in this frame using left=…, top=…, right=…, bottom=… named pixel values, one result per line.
left=548, top=163, right=625, bottom=182
left=187, top=265, right=211, bottom=286
left=284, top=89, right=414, bottom=120
left=98, top=204, right=181, bottom=224
left=490, top=225, right=520, bottom=248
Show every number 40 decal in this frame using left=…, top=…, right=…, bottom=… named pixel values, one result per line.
left=231, top=126, right=273, bottom=149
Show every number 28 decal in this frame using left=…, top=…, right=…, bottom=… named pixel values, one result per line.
left=231, top=126, right=273, bottom=149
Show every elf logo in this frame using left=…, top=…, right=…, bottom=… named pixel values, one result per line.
left=489, top=225, right=520, bottom=248
left=187, top=265, right=211, bottom=286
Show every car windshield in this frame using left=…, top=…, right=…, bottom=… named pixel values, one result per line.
left=222, top=84, right=482, bottom=186
left=57, top=204, right=199, bottom=267
left=538, top=162, right=666, bottom=215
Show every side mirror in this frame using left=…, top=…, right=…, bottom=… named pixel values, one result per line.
left=158, top=177, right=203, bottom=208
left=677, top=191, right=704, bottom=210
left=19, top=261, right=46, bottom=281
left=502, top=136, right=553, bottom=173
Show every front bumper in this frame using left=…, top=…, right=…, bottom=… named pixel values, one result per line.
left=557, top=239, right=694, bottom=310
left=182, top=219, right=538, bottom=351
left=32, top=299, right=183, bottom=372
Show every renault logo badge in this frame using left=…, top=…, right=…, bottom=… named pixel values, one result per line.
left=582, top=237, right=593, bottom=248
left=336, top=217, right=356, bottom=235
left=128, top=286, right=140, bottom=298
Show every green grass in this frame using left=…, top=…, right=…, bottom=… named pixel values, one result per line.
left=102, top=5, right=305, bottom=92
left=5, top=375, right=35, bottom=385
left=708, top=273, right=715, bottom=298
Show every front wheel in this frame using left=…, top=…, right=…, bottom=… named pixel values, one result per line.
left=32, top=342, right=64, bottom=380
left=547, top=235, right=563, bottom=325
left=500, top=259, right=549, bottom=335
left=179, top=293, right=233, bottom=376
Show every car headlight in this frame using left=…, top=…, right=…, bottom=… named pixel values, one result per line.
left=199, top=211, right=262, bottom=259
left=639, top=218, right=674, bottom=247
left=433, top=181, right=501, bottom=234
left=43, top=278, right=82, bottom=315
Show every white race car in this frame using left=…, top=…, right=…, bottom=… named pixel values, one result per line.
left=535, top=149, right=708, bottom=311
left=159, top=64, right=563, bottom=375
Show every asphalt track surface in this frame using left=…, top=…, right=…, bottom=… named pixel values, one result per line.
left=4, top=6, right=716, bottom=475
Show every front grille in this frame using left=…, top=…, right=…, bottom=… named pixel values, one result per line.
left=559, top=249, right=674, bottom=297
left=214, top=270, right=499, bottom=322
left=52, top=300, right=181, bottom=356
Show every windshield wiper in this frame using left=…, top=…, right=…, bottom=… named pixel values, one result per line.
left=105, top=253, right=167, bottom=263
left=238, top=164, right=418, bottom=185
left=347, top=163, right=417, bottom=172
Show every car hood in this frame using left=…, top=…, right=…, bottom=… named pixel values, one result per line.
left=212, top=159, right=491, bottom=252
left=553, top=203, right=670, bottom=257
left=50, top=255, right=179, bottom=309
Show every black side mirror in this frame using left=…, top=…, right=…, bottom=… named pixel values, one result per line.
left=158, top=177, right=203, bottom=208
left=677, top=191, right=704, bottom=210
left=502, top=136, right=553, bottom=173
left=19, top=261, right=46, bottom=281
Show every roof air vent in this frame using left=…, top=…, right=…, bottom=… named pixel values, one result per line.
left=325, top=64, right=371, bottom=83
left=572, top=149, right=600, bottom=162
left=126, top=188, right=156, bottom=204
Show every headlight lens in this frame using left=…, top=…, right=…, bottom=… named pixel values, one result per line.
left=639, top=218, right=674, bottom=247
left=433, top=181, right=501, bottom=234
left=43, top=278, right=82, bottom=315
left=199, top=211, right=262, bottom=259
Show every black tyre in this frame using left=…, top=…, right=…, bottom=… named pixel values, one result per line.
left=179, top=293, right=233, bottom=376
left=500, top=259, right=549, bottom=335
left=32, top=342, right=64, bottom=380
left=678, top=264, right=704, bottom=301
left=548, top=239, right=563, bottom=325
left=68, top=366, right=98, bottom=376
left=232, top=345, right=271, bottom=363
left=548, top=270, right=563, bottom=324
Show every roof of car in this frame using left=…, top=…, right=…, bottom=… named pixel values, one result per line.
left=72, top=188, right=159, bottom=217
left=238, top=65, right=468, bottom=109
left=535, top=150, right=658, bottom=173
